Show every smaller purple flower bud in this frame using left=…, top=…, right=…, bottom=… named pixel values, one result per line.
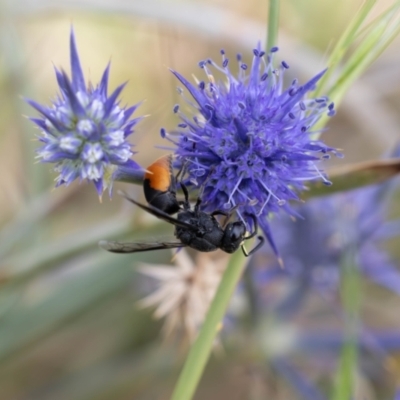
left=26, top=27, right=144, bottom=196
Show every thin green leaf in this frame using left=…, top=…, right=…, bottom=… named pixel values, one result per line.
left=329, top=8, right=400, bottom=103
left=0, top=252, right=131, bottom=360
left=303, top=158, right=400, bottom=199
left=355, top=1, right=400, bottom=39
left=315, top=0, right=376, bottom=97
left=315, top=3, right=400, bottom=130
left=2, top=217, right=171, bottom=287
left=0, top=249, right=165, bottom=361
left=0, top=185, right=79, bottom=260
left=30, top=346, right=178, bottom=400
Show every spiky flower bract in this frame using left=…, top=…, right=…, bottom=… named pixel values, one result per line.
left=162, top=45, right=340, bottom=254
left=27, top=28, right=143, bottom=196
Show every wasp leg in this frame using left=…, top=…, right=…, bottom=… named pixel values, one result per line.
left=175, top=160, right=187, bottom=183
left=194, top=197, right=202, bottom=215
left=213, top=204, right=240, bottom=218
left=180, top=182, right=192, bottom=210
left=241, top=214, right=264, bottom=256
left=180, top=182, right=202, bottom=214
left=241, top=236, right=265, bottom=257
left=211, top=210, right=229, bottom=217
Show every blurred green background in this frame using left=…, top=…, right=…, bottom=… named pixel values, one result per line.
left=1, top=0, right=400, bottom=399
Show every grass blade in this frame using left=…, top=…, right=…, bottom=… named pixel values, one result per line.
left=304, top=158, right=400, bottom=199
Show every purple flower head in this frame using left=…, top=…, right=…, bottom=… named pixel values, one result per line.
left=255, top=173, right=400, bottom=316
left=162, top=44, right=340, bottom=255
left=27, top=28, right=143, bottom=196
left=268, top=328, right=400, bottom=400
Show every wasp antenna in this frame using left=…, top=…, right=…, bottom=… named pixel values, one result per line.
left=117, top=189, right=137, bottom=202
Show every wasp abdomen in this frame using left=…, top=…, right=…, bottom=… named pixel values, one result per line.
left=144, top=155, right=180, bottom=214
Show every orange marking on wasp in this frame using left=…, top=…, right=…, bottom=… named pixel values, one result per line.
left=144, top=155, right=173, bottom=193
left=143, top=155, right=181, bottom=215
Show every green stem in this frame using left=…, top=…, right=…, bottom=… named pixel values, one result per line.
left=332, top=242, right=360, bottom=399
left=171, top=250, right=246, bottom=400
left=267, top=0, right=280, bottom=51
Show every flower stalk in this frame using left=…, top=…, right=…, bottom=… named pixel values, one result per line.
left=267, top=0, right=280, bottom=51
left=171, top=250, right=246, bottom=400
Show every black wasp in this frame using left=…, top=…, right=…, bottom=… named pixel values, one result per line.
left=99, top=156, right=264, bottom=256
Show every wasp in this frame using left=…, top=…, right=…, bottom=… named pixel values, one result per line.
left=99, top=155, right=264, bottom=256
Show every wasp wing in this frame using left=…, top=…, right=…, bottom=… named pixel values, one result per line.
left=118, top=190, right=197, bottom=231
left=99, top=239, right=185, bottom=253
